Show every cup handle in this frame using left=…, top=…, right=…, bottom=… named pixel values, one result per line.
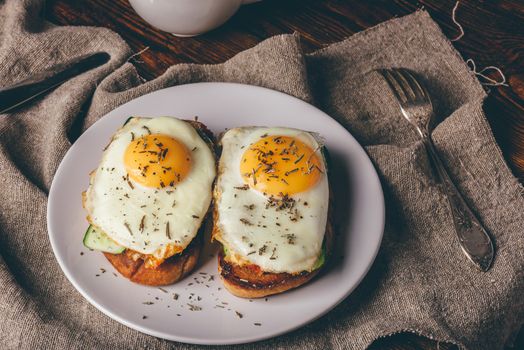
left=241, top=0, right=261, bottom=4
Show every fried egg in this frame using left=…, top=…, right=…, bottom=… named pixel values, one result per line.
left=214, top=127, right=329, bottom=274
left=84, top=117, right=215, bottom=266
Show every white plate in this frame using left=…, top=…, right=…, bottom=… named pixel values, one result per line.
left=47, top=82, right=384, bottom=345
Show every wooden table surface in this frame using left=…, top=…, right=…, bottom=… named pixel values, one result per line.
left=45, top=0, right=524, bottom=349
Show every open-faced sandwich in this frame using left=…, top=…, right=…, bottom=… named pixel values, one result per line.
left=212, top=127, right=332, bottom=298
left=82, top=116, right=216, bottom=286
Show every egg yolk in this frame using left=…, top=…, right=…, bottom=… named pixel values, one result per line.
left=124, top=134, right=191, bottom=189
left=240, top=135, right=323, bottom=196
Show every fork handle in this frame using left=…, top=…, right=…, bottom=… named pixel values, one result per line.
left=422, top=137, right=494, bottom=271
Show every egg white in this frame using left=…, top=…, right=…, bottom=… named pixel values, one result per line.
left=215, top=127, right=329, bottom=274
left=84, top=117, right=215, bottom=258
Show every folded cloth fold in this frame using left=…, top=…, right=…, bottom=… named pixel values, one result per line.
left=0, top=0, right=522, bottom=348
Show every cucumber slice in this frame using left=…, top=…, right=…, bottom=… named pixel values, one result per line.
left=312, top=246, right=326, bottom=271
left=83, top=225, right=125, bottom=254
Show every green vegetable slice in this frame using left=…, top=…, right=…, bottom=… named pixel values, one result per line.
left=83, top=225, right=125, bottom=254
left=312, top=245, right=326, bottom=271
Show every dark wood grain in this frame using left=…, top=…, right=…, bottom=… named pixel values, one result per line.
left=44, top=1, right=524, bottom=349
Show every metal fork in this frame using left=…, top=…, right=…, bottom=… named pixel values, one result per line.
left=379, top=68, right=494, bottom=271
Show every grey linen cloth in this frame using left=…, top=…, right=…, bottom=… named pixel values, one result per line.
left=1, top=0, right=523, bottom=349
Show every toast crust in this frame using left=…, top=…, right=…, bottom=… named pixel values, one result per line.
left=104, top=233, right=201, bottom=286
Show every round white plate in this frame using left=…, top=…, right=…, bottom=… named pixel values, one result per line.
left=47, top=82, right=384, bottom=345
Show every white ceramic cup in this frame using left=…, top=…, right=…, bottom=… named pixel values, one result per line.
left=129, top=0, right=260, bottom=37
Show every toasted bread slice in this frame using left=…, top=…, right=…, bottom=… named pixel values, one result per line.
left=212, top=129, right=333, bottom=298
left=85, top=118, right=216, bottom=286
